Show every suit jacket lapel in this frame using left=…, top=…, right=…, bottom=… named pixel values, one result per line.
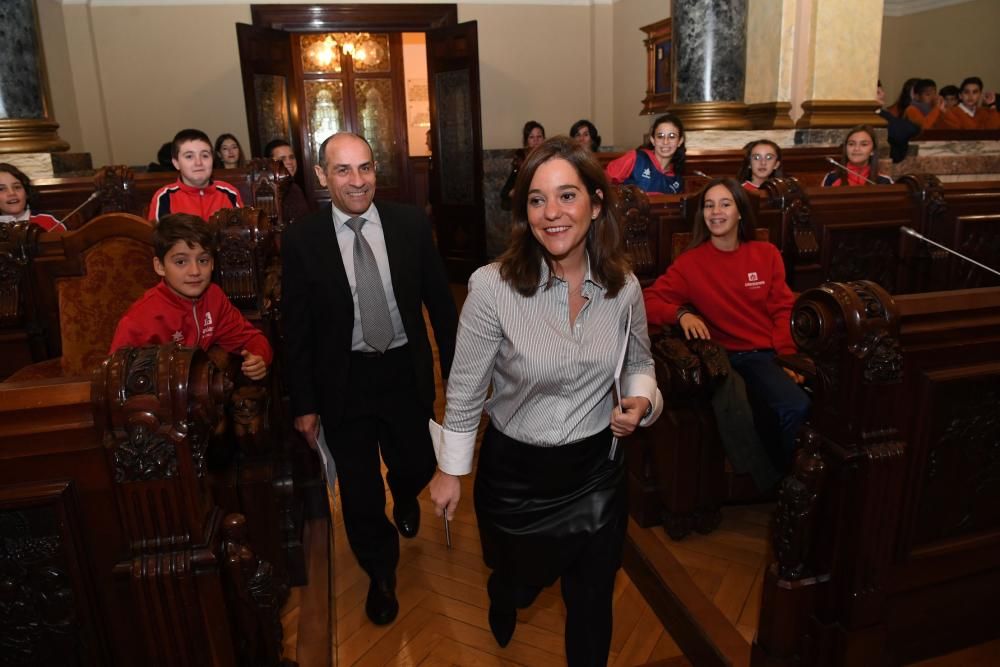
left=314, top=204, right=352, bottom=305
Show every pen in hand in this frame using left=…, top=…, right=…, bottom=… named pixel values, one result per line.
left=443, top=514, right=452, bottom=549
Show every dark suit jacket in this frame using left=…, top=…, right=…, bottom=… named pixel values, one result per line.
left=281, top=200, right=458, bottom=425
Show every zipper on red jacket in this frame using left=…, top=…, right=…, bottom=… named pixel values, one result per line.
left=192, top=302, right=201, bottom=345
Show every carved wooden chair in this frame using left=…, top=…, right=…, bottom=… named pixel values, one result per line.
left=92, top=344, right=293, bottom=665
left=60, top=165, right=142, bottom=230
left=0, top=222, right=45, bottom=379
left=6, top=212, right=158, bottom=382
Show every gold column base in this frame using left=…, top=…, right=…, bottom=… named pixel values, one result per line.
left=747, top=102, right=794, bottom=130
left=667, top=101, right=751, bottom=131
left=796, top=100, right=887, bottom=129
left=0, top=118, right=70, bottom=154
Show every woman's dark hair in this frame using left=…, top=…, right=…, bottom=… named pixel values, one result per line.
left=737, top=139, right=785, bottom=183
left=837, top=125, right=882, bottom=187
left=569, top=119, right=601, bottom=152
left=686, top=178, right=757, bottom=250
left=521, top=121, right=545, bottom=148
left=499, top=136, right=628, bottom=297
left=0, top=163, right=37, bottom=213
left=213, top=133, right=246, bottom=168
left=647, top=113, right=686, bottom=175
left=891, top=78, right=919, bottom=116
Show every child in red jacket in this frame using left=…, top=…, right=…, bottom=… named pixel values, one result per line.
left=110, top=213, right=271, bottom=379
left=148, top=129, right=243, bottom=222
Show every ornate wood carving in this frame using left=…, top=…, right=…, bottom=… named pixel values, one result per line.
left=613, top=185, right=655, bottom=282
left=94, top=345, right=231, bottom=543
left=0, top=510, right=78, bottom=664
left=94, top=165, right=138, bottom=215
left=246, top=158, right=289, bottom=233
left=773, top=428, right=827, bottom=581
left=790, top=280, right=901, bottom=397
left=0, top=221, right=39, bottom=328
left=764, top=176, right=818, bottom=261
left=221, top=513, right=293, bottom=666
left=210, top=207, right=275, bottom=314
left=917, top=383, right=1000, bottom=544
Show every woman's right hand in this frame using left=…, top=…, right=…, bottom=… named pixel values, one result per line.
left=429, top=469, right=461, bottom=520
left=679, top=312, right=711, bottom=340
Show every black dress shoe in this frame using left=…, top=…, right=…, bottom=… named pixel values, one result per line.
left=365, top=575, right=399, bottom=626
left=392, top=496, right=421, bottom=538
left=488, top=602, right=516, bottom=647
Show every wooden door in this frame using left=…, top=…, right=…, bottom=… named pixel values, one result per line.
left=235, top=24, right=300, bottom=159
left=426, top=21, right=486, bottom=281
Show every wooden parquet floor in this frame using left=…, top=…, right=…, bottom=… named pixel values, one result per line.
left=327, top=450, right=687, bottom=667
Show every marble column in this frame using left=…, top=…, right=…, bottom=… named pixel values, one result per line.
left=671, top=0, right=750, bottom=130
left=0, top=0, right=69, bottom=153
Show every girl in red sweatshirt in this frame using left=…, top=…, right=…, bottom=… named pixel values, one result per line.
left=644, top=178, right=810, bottom=470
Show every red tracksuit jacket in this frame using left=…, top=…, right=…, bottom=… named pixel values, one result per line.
left=147, top=179, right=243, bottom=221
left=110, top=280, right=272, bottom=363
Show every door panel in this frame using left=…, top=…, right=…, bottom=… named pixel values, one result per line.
left=235, top=24, right=300, bottom=159
left=426, top=21, right=486, bottom=281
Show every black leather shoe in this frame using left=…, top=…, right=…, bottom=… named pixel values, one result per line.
left=365, top=575, right=399, bottom=626
left=488, top=602, right=516, bottom=647
left=392, top=496, right=421, bottom=538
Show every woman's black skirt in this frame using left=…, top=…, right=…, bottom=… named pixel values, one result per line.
left=473, top=422, right=626, bottom=588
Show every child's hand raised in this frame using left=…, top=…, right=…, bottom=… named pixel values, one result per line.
left=241, top=349, right=267, bottom=380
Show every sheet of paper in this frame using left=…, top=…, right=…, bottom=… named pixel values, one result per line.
left=609, top=305, right=632, bottom=460
left=315, top=423, right=337, bottom=489
left=427, top=418, right=451, bottom=548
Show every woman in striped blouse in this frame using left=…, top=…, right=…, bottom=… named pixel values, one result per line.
left=429, top=136, right=663, bottom=665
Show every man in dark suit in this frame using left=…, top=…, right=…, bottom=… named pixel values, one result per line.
left=282, top=132, right=458, bottom=626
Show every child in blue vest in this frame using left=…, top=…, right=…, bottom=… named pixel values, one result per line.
left=606, top=113, right=685, bottom=194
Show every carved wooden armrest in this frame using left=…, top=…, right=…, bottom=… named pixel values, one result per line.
left=650, top=328, right=729, bottom=400
left=775, top=353, right=818, bottom=381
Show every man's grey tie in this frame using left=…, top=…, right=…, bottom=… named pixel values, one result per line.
left=345, top=216, right=393, bottom=353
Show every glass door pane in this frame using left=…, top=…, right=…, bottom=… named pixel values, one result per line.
left=354, top=78, right=398, bottom=188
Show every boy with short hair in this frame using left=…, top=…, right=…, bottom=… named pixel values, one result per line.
left=904, top=79, right=944, bottom=129
left=939, top=85, right=960, bottom=109
left=936, top=77, right=1000, bottom=130
left=148, top=129, right=244, bottom=222
left=111, top=213, right=271, bottom=379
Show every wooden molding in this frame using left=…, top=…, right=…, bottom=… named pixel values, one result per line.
left=796, top=100, right=888, bottom=129
left=251, top=3, right=458, bottom=31
left=747, top=102, right=795, bottom=130
left=667, top=101, right=751, bottom=131
left=0, top=119, right=69, bottom=154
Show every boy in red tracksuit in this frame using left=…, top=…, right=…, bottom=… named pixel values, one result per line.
left=148, top=128, right=244, bottom=222
left=110, top=213, right=271, bottom=379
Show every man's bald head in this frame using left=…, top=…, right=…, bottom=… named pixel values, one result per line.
left=317, top=132, right=374, bottom=170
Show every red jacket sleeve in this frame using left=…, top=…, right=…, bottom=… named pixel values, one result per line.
left=109, top=314, right=142, bottom=354
left=211, top=293, right=273, bottom=364
left=643, top=261, right=691, bottom=331
left=605, top=151, right=638, bottom=185
left=765, top=247, right=797, bottom=354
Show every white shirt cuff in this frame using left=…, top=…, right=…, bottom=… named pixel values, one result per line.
left=429, top=419, right=476, bottom=475
left=622, top=374, right=663, bottom=426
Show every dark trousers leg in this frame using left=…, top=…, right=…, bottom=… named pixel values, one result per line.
left=561, top=496, right=627, bottom=667
left=729, top=350, right=811, bottom=470
left=328, top=347, right=437, bottom=580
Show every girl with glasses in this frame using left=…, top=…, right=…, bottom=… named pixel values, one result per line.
left=738, top=140, right=785, bottom=191
left=606, top=113, right=686, bottom=194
